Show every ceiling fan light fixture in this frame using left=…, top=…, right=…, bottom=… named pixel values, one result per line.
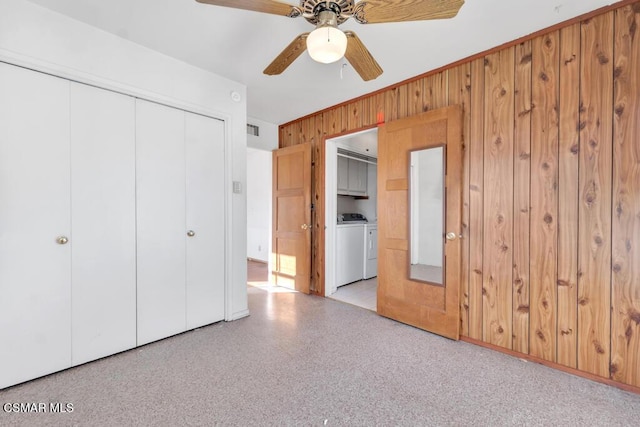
left=305, top=9, right=347, bottom=64
left=307, top=25, right=347, bottom=64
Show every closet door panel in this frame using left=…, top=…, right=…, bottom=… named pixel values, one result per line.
left=70, top=83, right=136, bottom=365
left=136, top=100, right=186, bottom=345
left=185, top=113, right=225, bottom=329
left=0, top=63, right=71, bottom=388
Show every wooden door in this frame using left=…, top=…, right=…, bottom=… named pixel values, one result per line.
left=272, top=143, right=312, bottom=294
left=377, top=106, right=463, bottom=340
left=0, top=63, right=72, bottom=388
left=70, top=82, right=137, bottom=365
left=185, top=112, right=225, bottom=329
left=136, top=99, right=187, bottom=345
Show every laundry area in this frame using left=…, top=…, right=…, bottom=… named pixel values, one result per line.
left=325, top=128, right=378, bottom=311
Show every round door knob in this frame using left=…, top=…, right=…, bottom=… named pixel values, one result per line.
left=445, top=232, right=457, bottom=241
left=56, top=236, right=69, bottom=245
left=187, top=230, right=195, bottom=237
left=301, top=224, right=310, bottom=230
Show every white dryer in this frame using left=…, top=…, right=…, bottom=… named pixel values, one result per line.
left=363, top=224, right=378, bottom=279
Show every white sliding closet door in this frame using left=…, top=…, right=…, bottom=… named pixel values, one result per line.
left=136, top=99, right=187, bottom=345
left=185, top=113, right=225, bottom=329
left=0, top=63, right=71, bottom=388
left=70, top=83, right=136, bottom=365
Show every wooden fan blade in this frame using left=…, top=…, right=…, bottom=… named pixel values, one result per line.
left=264, top=33, right=309, bottom=75
left=355, top=0, right=464, bottom=24
left=196, top=0, right=299, bottom=18
left=344, top=31, right=383, bottom=81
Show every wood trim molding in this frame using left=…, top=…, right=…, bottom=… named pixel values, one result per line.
left=460, top=336, right=640, bottom=395
left=279, top=0, right=637, bottom=128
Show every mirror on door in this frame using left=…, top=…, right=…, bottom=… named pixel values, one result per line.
left=409, top=145, right=445, bottom=285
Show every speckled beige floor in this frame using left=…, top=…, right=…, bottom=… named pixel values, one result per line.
left=1, top=266, right=639, bottom=425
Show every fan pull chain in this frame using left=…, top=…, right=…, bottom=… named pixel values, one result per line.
left=340, top=62, right=347, bottom=79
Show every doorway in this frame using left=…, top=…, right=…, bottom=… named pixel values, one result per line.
left=324, top=128, right=378, bottom=311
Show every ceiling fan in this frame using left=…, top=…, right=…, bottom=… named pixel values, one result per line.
left=196, top=0, right=465, bottom=81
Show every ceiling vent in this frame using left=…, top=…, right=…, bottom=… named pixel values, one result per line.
left=247, top=123, right=260, bottom=137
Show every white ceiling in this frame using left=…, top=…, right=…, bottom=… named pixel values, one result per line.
left=26, top=0, right=615, bottom=125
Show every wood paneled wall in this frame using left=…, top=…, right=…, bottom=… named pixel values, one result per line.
left=279, top=2, right=640, bottom=389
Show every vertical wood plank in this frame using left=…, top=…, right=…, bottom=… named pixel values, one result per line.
left=424, top=72, right=449, bottom=111
left=468, top=57, right=485, bottom=340
left=530, top=32, right=560, bottom=362
left=557, top=22, right=581, bottom=369
left=611, top=3, right=640, bottom=387
left=397, top=84, right=409, bottom=120
left=513, top=40, right=532, bottom=354
left=324, top=107, right=343, bottom=137
left=308, top=116, right=317, bottom=293
left=346, top=100, right=363, bottom=131
left=449, top=63, right=472, bottom=337
left=385, top=86, right=400, bottom=122
left=312, top=114, right=326, bottom=295
left=483, top=48, right=515, bottom=349
left=295, top=121, right=304, bottom=144
left=360, top=97, right=374, bottom=127
left=372, top=92, right=386, bottom=124
left=280, top=124, right=294, bottom=148
left=408, top=78, right=424, bottom=117
left=578, top=12, right=613, bottom=378
left=301, top=117, right=313, bottom=144
left=340, top=105, right=348, bottom=133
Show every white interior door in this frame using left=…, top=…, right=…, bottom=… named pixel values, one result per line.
left=185, top=113, right=225, bottom=329
left=136, top=99, right=187, bottom=345
left=70, top=83, right=136, bottom=365
left=0, top=63, right=71, bottom=388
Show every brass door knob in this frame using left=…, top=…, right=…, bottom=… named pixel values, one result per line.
left=56, top=236, right=69, bottom=245
left=445, top=232, right=457, bottom=241
left=301, top=224, right=311, bottom=230
left=187, top=230, right=195, bottom=237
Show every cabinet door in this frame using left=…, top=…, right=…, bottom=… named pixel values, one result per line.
left=70, top=83, right=136, bottom=365
left=337, top=156, right=349, bottom=192
left=349, top=159, right=368, bottom=195
left=185, top=113, right=225, bottom=329
left=136, top=100, right=187, bottom=345
left=0, top=63, right=71, bottom=388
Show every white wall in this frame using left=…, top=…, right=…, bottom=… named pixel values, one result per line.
left=246, top=117, right=276, bottom=265
left=337, top=196, right=358, bottom=218
left=247, top=117, right=278, bottom=151
left=246, top=148, right=272, bottom=263
left=0, top=0, right=248, bottom=320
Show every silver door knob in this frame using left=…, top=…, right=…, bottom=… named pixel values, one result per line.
left=445, top=232, right=458, bottom=241
left=56, top=236, right=69, bottom=245
left=301, top=224, right=311, bottom=230
left=187, top=230, right=195, bottom=237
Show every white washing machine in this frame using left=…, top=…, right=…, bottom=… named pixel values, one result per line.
left=363, top=224, right=378, bottom=279
left=336, top=223, right=366, bottom=286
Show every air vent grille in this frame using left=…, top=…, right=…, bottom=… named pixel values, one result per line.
left=247, top=123, right=260, bottom=137
left=337, top=148, right=377, bottom=164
